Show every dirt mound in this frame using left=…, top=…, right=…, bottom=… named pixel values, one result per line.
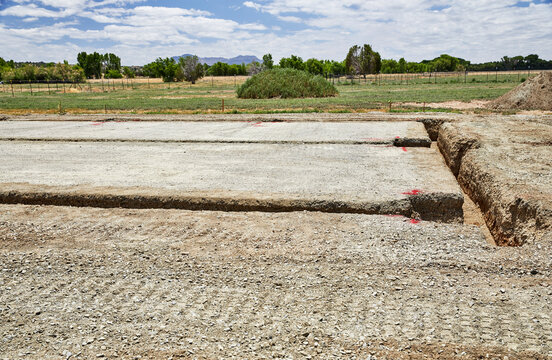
left=488, top=71, right=552, bottom=111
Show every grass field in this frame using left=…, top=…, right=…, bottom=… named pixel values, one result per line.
left=0, top=72, right=533, bottom=114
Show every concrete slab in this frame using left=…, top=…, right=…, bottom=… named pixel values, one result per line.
left=0, top=142, right=462, bottom=222
left=0, top=121, right=430, bottom=146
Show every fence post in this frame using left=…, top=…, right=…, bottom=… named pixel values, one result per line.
left=222, top=99, right=225, bottom=112
left=11, top=81, right=14, bottom=97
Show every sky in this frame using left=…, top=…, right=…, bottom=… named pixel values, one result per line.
left=1, top=0, right=551, bottom=65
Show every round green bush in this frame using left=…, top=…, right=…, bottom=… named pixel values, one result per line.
left=237, top=68, right=338, bottom=99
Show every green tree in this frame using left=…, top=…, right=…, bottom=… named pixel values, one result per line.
left=176, top=55, right=204, bottom=84
left=262, top=54, right=273, bottom=69
left=305, top=58, right=324, bottom=75
left=247, top=61, right=262, bottom=75
left=398, top=58, right=407, bottom=73
left=122, top=66, right=135, bottom=78
left=77, top=52, right=102, bottom=78
left=322, top=60, right=346, bottom=76
left=346, top=44, right=381, bottom=76
left=105, top=69, right=123, bottom=79
left=143, top=57, right=178, bottom=82
left=103, top=53, right=121, bottom=73
left=279, top=55, right=304, bottom=70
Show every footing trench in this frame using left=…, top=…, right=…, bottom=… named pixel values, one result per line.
left=436, top=118, right=552, bottom=245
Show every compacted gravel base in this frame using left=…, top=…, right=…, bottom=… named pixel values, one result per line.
left=1, top=205, right=551, bottom=359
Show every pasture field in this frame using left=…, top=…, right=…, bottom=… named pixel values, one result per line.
left=0, top=72, right=530, bottom=114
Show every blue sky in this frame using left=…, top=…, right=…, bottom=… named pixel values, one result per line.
left=1, top=0, right=551, bottom=65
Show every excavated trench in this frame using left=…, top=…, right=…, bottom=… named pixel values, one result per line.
left=420, top=117, right=552, bottom=246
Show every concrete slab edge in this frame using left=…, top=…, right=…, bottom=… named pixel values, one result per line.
left=0, top=185, right=463, bottom=223
left=0, top=137, right=431, bottom=147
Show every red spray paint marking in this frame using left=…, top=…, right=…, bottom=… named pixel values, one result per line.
left=402, top=189, right=423, bottom=196
left=410, top=219, right=421, bottom=224
left=91, top=122, right=104, bottom=126
left=401, top=147, right=407, bottom=152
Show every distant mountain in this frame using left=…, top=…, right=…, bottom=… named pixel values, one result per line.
left=172, top=54, right=261, bottom=66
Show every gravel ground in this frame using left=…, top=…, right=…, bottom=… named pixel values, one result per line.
left=1, top=205, right=551, bottom=359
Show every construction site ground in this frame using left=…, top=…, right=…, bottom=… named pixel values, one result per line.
left=0, top=113, right=551, bottom=359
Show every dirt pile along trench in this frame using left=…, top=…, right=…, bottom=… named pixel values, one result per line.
left=488, top=71, right=552, bottom=111
left=437, top=118, right=552, bottom=246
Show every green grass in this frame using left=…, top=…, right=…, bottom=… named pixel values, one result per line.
left=0, top=74, right=522, bottom=114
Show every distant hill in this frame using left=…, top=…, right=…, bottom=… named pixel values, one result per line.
left=172, top=54, right=261, bottom=66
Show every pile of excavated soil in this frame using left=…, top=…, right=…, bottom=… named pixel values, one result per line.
left=488, top=71, right=552, bottom=111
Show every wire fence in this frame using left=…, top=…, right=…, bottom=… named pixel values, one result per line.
left=1, top=69, right=549, bottom=97
left=327, top=69, right=548, bottom=86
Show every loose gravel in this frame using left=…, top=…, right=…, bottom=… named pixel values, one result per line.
left=1, top=205, right=551, bottom=359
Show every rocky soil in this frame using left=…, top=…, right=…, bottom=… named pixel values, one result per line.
left=1, top=205, right=552, bottom=359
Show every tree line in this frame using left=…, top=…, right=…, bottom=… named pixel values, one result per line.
left=77, top=52, right=136, bottom=79
left=2, top=49, right=551, bottom=84
left=0, top=58, right=85, bottom=83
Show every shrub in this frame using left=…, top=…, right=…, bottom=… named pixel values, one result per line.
left=237, top=68, right=338, bottom=99
left=105, top=69, right=123, bottom=79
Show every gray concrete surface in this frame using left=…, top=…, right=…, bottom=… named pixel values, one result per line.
left=0, top=141, right=463, bottom=222
left=0, top=121, right=430, bottom=146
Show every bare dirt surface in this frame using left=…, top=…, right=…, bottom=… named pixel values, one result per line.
left=438, top=118, right=552, bottom=245
left=1, top=205, right=551, bottom=359
left=489, top=72, right=552, bottom=111
left=403, top=100, right=490, bottom=110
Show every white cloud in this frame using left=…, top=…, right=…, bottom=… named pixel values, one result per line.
left=1, top=4, right=63, bottom=18
left=277, top=15, right=302, bottom=23
left=1, top=0, right=551, bottom=65
left=243, top=1, right=262, bottom=11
